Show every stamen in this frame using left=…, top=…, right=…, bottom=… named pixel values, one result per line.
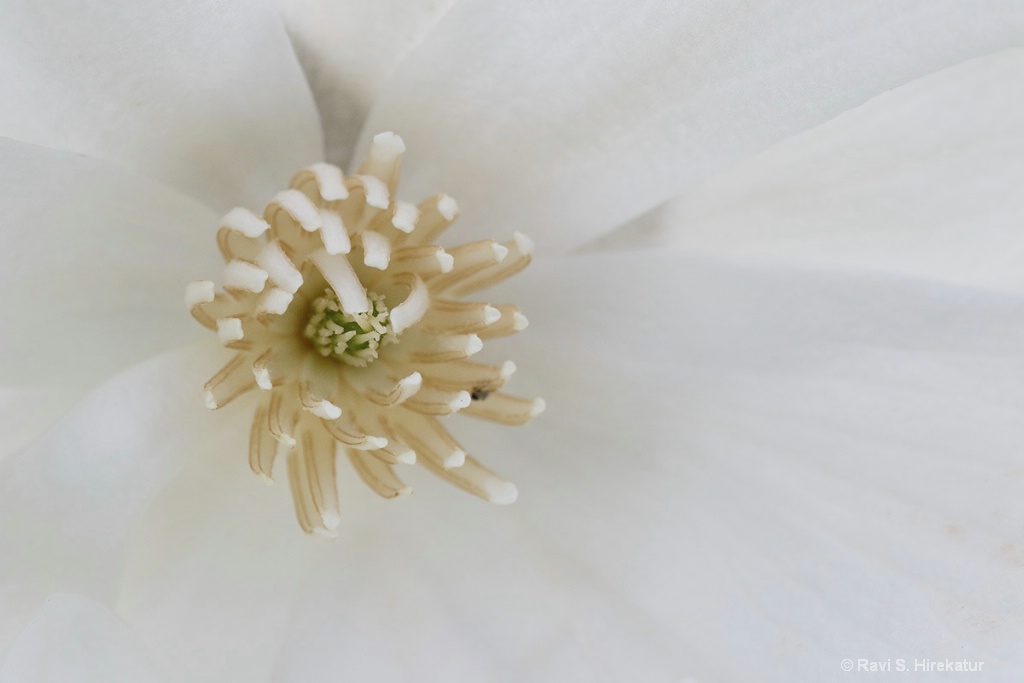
left=346, top=175, right=389, bottom=213
left=321, top=412, right=388, bottom=450
left=256, top=241, right=303, bottom=294
left=317, top=210, right=350, bottom=255
left=289, top=162, right=348, bottom=203
left=421, top=300, right=504, bottom=334
left=255, top=288, right=294, bottom=320
left=396, top=330, right=484, bottom=364
left=223, top=260, right=269, bottom=293
left=403, top=385, right=472, bottom=415
left=216, top=317, right=246, bottom=347
left=267, top=388, right=299, bottom=446
left=391, top=201, right=418, bottom=233
left=462, top=393, right=547, bottom=425
left=217, top=226, right=263, bottom=262
left=426, top=240, right=509, bottom=292
left=412, top=359, right=516, bottom=392
left=249, top=396, right=280, bottom=481
left=391, top=411, right=466, bottom=470
left=269, top=189, right=322, bottom=232
left=423, top=456, right=518, bottom=505
left=388, top=275, right=430, bottom=334
left=221, top=207, right=270, bottom=238
left=404, top=194, right=459, bottom=246
left=366, top=439, right=417, bottom=465
left=360, top=230, right=392, bottom=270
left=298, top=356, right=343, bottom=419
left=447, top=232, right=534, bottom=297
left=251, top=340, right=304, bottom=390
left=389, top=245, right=454, bottom=278
left=343, top=365, right=421, bottom=407
left=189, top=133, right=542, bottom=534
left=298, top=426, right=341, bottom=531
left=204, top=353, right=257, bottom=409
left=348, top=450, right=411, bottom=499
left=357, top=132, right=405, bottom=195
left=477, top=304, right=528, bottom=339
left=187, top=281, right=248, bottom=330
left=309, top=249, right=369, bottom=314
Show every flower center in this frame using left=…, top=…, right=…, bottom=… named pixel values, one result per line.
left=189, top=132, right=544, bottom=535
left=303, top=288, right=391, bottom=366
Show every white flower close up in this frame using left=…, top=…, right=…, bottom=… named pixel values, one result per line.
left=188, top=132, right=541, bottom=533
left=1, top=0, right=1023, bottom=681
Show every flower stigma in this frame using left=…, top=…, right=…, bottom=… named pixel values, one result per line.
left=187, top=132, right=544, bottom=535
left=304, top=288, right=391, bottom=366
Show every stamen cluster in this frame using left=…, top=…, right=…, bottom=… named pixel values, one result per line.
left=187, top=133, right=543, bottom=534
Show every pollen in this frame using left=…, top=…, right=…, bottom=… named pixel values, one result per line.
left=187, top=132, right=543, bottom=535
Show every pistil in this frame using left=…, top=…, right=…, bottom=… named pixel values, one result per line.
left=303, top=288, right=391, bottom=366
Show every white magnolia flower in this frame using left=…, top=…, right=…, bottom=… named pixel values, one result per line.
left=1, top=1, right=1023, bottom=681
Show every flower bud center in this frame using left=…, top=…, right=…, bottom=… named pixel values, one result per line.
left=303, top=288, right=391, bottom=366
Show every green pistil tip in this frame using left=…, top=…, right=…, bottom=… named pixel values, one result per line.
left=303, top=288, right=391, bottom=366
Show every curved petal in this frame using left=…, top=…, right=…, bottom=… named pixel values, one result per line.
left=0, top=342, right=231, bottom=653
left=113, top=416, right=691, bottom=683
left=101, top=252, right=1024, bottom=679
left=471, top=251, right=1024, bottom=678
left=0, top=595, right=161, bottom=683
left=0, top=387, right=77, bottom=464
left=262, top=492, right=695, bottom=681
left=113, top=426, right=310, bottom=683
left=0, top=0, right=322, bottom=211
left=593, top=47, right=1024, bottom=291
left=0, top=139, right=220, bottom=388
left=358, top=1, right=1024, bottom=253
left=275, top=0, right=460, bottom=168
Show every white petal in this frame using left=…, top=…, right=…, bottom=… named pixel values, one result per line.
left=0, top=0, right=322, bottom=211
left=359, top=1, right=1024, bottom=252
left=0, top=343, right=232, bottom=654
left=596, top=47, right=1024, bottom=291
left=114, top=421, right=321, bottom=683
left=114, top=447, right=688, bottom=682
left=275, top=0, right=459, bottom=167
left=0, top=595, right=161, bottom=683
left=101, top=252, right=1024, bottom=679
left=464, top=251, right=1024, bottom=677
left=0, top=139, right=220, bottom=388
left=0, top=387, right=77, bottom=464
left=264, top=491, right=691, bottom=681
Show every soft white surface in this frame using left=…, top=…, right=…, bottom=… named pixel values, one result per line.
left=484, top=252, right=1024, bottom=680
left=276, top=0, right=460, bottom=167
left=0, top=595, right=161, bottom=683
left=0, top=1, right=1021, bottom=680
left=0, top=0, right=322, bottom=211
left=0, top=387, right=77, bottom=463
left=351, top=1, right=1024, bottom=253
left=2, top=252, right=1021, bottom=681
left=592, top=48, right=1024, bottom=290
left=0, top=139, right=220, bottom=388
left=0, top=344, right=228, bottom=651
